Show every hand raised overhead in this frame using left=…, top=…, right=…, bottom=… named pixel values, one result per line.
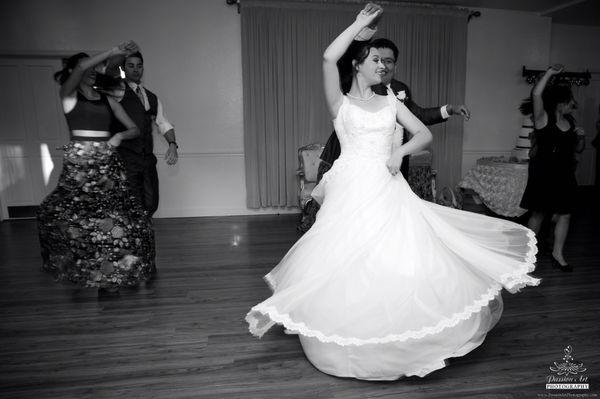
left=115, top=40, right=140, bottom=56
left=547, top=64, right=564, bottom=75
left=356, top=3, right=383, bottom=27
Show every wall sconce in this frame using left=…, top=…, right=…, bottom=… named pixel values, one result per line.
left=522, top=66, right=591, bottom=86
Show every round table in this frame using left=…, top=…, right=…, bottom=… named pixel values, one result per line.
left=459, top=157, right=529, bottom=217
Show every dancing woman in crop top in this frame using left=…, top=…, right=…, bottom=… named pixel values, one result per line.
left=37, top=42, right=156, bottom=292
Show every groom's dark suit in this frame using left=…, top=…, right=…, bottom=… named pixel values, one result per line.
left=320, top=79, right=447, bottom=178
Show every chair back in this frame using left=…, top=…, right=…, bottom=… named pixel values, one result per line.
left=298, top=143, right=324, bottom=183
left=297, top=143, right=324, bottom=209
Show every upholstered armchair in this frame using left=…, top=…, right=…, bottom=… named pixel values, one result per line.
left=296, top=143, right=325, bottom=209
left=406, top=150, right=435, bottom=202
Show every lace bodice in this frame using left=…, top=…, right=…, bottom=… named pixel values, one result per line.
left=334, top=92, right=397, bottom=161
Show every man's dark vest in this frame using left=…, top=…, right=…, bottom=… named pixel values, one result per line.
left=118, top=84, right=158, bottom=154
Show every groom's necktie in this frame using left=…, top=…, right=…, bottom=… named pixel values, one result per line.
left=135, top=86, right=146, bottom=108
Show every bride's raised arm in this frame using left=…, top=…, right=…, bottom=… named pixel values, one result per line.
left=322, top=3, right=382, bottom=118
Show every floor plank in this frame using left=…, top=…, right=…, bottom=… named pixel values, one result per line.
left=1, top=200, right=599, bottom=399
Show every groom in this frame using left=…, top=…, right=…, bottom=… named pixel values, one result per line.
left=319, top=37, right=470, bottom=179
left=113, top=51, right=179, bottom=217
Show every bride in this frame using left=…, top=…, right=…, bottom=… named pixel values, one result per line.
left=246, top=3, right=539, bottom=380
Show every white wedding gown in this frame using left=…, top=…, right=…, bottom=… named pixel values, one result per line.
left=246, top=92, right=539, bottom=380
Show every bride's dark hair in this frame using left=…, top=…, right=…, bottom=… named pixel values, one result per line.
left=337, top=40, right=376, bottom=94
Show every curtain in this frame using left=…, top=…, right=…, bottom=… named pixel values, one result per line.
left=241, top=0, right=468, bottom=208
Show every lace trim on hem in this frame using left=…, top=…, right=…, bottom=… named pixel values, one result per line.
left=249, top=230, right=539, bottom=346
left=246, top=283, right=504, bottom=346
left=499, top=229, right=540, bottom=293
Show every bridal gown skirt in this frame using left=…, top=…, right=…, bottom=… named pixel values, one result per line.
left=246, top=154, right=539, bottom=380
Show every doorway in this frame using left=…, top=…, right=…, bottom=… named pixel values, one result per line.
left=0, top=56, right=68, bottom=220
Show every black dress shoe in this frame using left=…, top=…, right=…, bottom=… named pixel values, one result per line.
left=145, top=266, right=158, bottom=283
left=552, top=256, right=573, bottom=272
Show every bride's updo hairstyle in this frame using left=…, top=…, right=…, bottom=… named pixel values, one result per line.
left=53, top=52, right=90, bottom=85
left=337, top=40, right=376, bottom=94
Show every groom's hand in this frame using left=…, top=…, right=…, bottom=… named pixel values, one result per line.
left=448, top=104, right=471, bottom=121
left=165, top=144, right=178, bottom=165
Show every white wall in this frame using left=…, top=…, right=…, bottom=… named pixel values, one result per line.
left=462, top=11, right=600, bottom=184
left=551, top=24, right=600, bottom=71
left=462, top=8, right=551, bottom=176
left=550, top=24, right=600, bottom=185
left=1, top=2, right=598, bottom=217
left=0, top=0, right=297, bottom=217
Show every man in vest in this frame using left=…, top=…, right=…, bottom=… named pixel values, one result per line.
left=117, top=51, right=178, bottom=217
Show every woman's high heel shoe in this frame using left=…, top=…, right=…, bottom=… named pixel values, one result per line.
left=551, top=256, right=573, bottom=272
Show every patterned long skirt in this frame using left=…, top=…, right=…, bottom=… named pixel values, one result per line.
left=37, top=141, right=155, bottom=289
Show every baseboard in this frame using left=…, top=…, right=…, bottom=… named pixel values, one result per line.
left=7, top=206, right=38, bottom=219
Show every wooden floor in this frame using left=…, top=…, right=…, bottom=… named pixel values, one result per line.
left=1, top=198, right=599, bottom=399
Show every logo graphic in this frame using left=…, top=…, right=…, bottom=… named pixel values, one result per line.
left=550, top=345, right=587, bottom=376
left=545, top=345, right=590, bottom=391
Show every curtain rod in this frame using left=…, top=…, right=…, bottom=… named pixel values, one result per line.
left=226, top=0, right=240, bottom=13
left=227, top=0, right=475, bottom=14
left=270, top=0, right=468, bottom=9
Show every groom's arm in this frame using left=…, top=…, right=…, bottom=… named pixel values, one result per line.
left=393, top=82, right=446, bottom=127
left=320, top=131, right=341, bottom=166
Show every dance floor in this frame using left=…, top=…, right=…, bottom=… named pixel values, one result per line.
left=1, top=196, right=599, bottom=398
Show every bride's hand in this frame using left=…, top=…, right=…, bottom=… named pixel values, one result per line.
left=386, top=150, right=404, bottom=176
left=356, top=3, right=383, bottom=27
